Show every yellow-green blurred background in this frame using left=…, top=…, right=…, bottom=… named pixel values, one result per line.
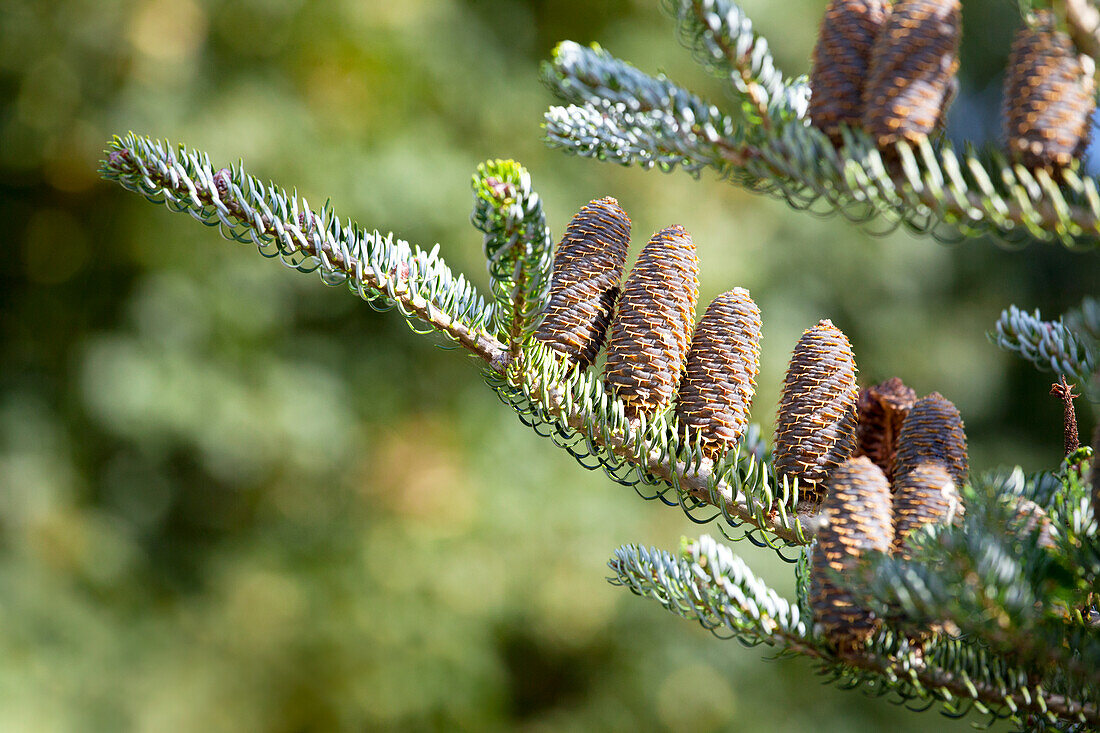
left=1, top=0, right=1098, bottom=730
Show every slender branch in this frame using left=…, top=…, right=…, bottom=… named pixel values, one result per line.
left=1051, top=375, right=1081, bottom=455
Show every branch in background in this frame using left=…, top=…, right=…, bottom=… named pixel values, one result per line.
left=102, top=134, right=820, bottom=559
left=991, top=303, right=1098, bottom=390
left=543, top=1, right=1100, bottom=249
left=1062, top=0, right=1100, bottom=63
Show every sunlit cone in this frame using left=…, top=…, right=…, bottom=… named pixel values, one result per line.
left=1003, top=11, right=1096, bottom=172
left=811, top=457, right=894, bottom=651
left=675, top=288, right=762, bottom=460
left=862, top=0, right=961, bottom=150
left=892, top=392, right=968, bottom=488
left=534, top=197, right=631, bottom=368
left=892, top=461, right=961, bottom=557
left=604, top=225, right=699, bottom=418
left=808, top=0, right=890, bottom=143
left=773, top=319, right=859, bottom=504
left=854, top=377, right=916, bottom=481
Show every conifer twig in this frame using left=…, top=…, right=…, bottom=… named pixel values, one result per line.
left=1051, top=375, right=1081, bottom=455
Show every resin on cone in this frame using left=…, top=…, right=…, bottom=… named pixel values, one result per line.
left=811, top=457, right=894, bottom=651
left=862, top=0, right=961, bottom=150
left=809, top=0, right=890, bottom=143
left=534, top=197, right=631, bottom=369
left=604, top=225, right=699, bottom=418
left=1003, top=10, right=1096, bottom=171
left=675, top=288, right=762, bottom=460
left=892, top=392, right=969, bottom=489
left=773, top=319, right=860, bottom=504
left=854, top=377, right=917, bottom=481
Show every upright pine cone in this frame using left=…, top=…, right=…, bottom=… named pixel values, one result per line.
left=862, top=0, right=961, bottom=150
left=1003, top=11, right=1096, bottom=171
left=675, top=288, right=762, bottom=459
left=811, top=457, right=894, bottom=651
left=773, top=319, right=860, bottom=504
left=892, top=461, right=961, bottom=557
left=534, top=197, right=631, bottom=368
left=604, top=226, right=699, bottom=418
left=853, top=377, right=917, bottom=481
left=892, top=392, right=969, bottom=488
left=808, top=0, right=890, bottom=143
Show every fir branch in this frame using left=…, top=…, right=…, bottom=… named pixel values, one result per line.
left=102, top=134, right=820, bottom=555
left=544, top=3, right=1100, bottom=248
left=611, top=535, right=1100, bottom=727
left=470, top=160, right=553, bottom=374
left=100, top=134, right=506, bottom=367
left=991, top=304, right=1097, bottom=384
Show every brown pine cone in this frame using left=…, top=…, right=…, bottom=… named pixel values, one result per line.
left=811, top=456, right=894, bottom=651
left=892, top=392, right=969, bottom=488
left=862, top=0, right=961, bottom=150
left=773, top=319, right=860, bottom=504
left=1003, top=10, right=1096, bottom=172
left=534, top=197, right=631, bottom=369
left=809, top=0, right=890, bottom=144
left=675, top=288, right=762, bottom=460
left=853, top=377, right=917, bottom=481
left=892, top=461, right=961, bottom=557
left=604, top=225, right=699, bottom=418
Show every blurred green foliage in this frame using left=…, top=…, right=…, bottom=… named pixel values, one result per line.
left=1, top=0, right=1097, bottom=730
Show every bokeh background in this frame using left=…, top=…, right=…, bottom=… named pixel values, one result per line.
left=2, top=0, right=1098, bottom=730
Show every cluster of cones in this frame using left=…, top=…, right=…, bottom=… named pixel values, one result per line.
left=808, top=0, right=1095, bottom=172
left=532, top=197, right=1096, bottom=652
left=533, top=197, right=968, bottom=515
left=534, top=197, right=761, bottom=461
left=807, top=378, right=970, bottom=650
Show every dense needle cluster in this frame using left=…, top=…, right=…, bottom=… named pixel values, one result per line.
left=773, top=320, right=860, bottom=503
left=808, top=0, right=889, bottom=143
left=675, top=288, right=762, bottom=459
left=853, top=377, right=917, bottom=481
left=810, top=457, right=894, bottom=650
left=535, top=197, right=631, bottom=368
left=604, top=226, right=699, bottom=417
left=892, top=392, right=969, bottom=489
left=1003, top=11, right=1096, bottom=172
left=862, top=0, right=962, bottom=149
